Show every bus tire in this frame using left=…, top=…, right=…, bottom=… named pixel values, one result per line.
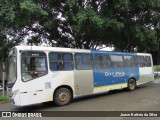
left=127, top=79, right=136, bottom=91
left=54, top=88, right=72, bottom=106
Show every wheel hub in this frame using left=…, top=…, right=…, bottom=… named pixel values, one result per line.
left=59, top=92, right=68, bottom=102
left=129, top=81, right=135, bottom=89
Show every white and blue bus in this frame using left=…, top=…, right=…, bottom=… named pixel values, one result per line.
left=7, top=46, right=154, bottom=106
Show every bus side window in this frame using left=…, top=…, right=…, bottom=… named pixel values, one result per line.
left=106, top=55, right=112, bottom=68
left=75, top=54, right=93, bottom=70
left=135, top=56, right=145, bottom=67
left=94, top=54, right=105, bottom=69
left=110, top=55, right=123, bottom=68
left=49, top=53, right=58, bottom=71
left=62, top=53, right=73, bottom=70
left=49, top=52, right=73, bottom=71
left=145, top=56, right=151, bottom=67
left=57, top=62, right=63, bottom=70
left=124, top=55, right=135, bottom=68
left=94, top=54, right=111, bottom=69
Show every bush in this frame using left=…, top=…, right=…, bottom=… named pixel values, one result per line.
left=153, top=65, right=160, bottom=71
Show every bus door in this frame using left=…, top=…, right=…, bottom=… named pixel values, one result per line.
left=21, top=51, right=48, bottom=104
left=74, top=54, right=94, bottom=95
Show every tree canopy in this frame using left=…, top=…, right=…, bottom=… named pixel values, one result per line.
left=0, top=0, right=159, bottom=58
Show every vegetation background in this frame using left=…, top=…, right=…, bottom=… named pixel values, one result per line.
left=0, top=0, right=159, bottom=59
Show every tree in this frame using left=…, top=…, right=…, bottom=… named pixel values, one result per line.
left=0, top=0, right=123, bottom=49
left=109, top=0, right=160, bottom=52
left=0, top=0, right=159, bottom=60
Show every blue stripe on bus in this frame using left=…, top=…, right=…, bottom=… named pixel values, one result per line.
left=90, top=50, right=140, bottom=87
left=93, top=67, right=139, bottom=87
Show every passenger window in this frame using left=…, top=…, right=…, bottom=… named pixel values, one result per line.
left=94, top=54, right=111, bottom=69
left=145, top=56, right=151, bottom=67
left=110, top=55, right=123, bottom=68
left=21, top=51, right=47, bottom=81
left=123, top=56, right=135, bottom=67
left=135, top=56, right=145, bottom=67
left=75, top=54, right=93, bottom=70
left=49, top=53, right=73, bottom=71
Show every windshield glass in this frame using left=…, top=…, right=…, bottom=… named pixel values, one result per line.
left=7, top=48, right=17, bottom=84
left=21, top=51, right=47, bottom=81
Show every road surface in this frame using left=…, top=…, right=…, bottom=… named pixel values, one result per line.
left=1, top=79, right=160, bottom=120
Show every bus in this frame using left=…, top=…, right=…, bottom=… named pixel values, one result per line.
left=7, top=46, right=154, bottom=106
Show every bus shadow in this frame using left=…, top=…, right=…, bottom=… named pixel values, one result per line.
left=14, top=85, right=148, bottom=111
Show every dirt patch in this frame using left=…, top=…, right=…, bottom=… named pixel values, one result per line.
left=0, top=100, right=9, bottom=104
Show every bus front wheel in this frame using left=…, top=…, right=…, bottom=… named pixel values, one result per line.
left=54, top=88, right=72, bottom=106
left=127, top=79, right=136, bottom=91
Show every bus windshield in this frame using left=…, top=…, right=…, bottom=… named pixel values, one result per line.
left=21, top=51, right=47, bottom=81
left=7, top=48, right=17, bottom=84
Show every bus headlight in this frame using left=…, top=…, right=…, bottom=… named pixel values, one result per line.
left=12, top=89, right=19, bottom=98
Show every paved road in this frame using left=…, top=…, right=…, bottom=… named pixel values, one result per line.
left=1, top=79, right=160, bottom=120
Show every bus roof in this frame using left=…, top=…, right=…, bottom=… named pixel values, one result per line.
left=14, top=45, right=151, bottom=56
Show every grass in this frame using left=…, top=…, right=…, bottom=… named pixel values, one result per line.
left=0, top=92, right=8, bottom=101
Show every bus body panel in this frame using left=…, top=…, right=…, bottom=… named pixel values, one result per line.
left=93, top=68, right=140, bottom=88
left=13, top=71, right=75, bottom=106
left=137, top=67, right=154, bottom=85
left=74, top=70, right=94, bottom=96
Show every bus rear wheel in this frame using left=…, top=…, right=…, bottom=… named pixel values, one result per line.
left=54, top=88, right=72, bottom=106
left=128, top=79, right=136, bottom=91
